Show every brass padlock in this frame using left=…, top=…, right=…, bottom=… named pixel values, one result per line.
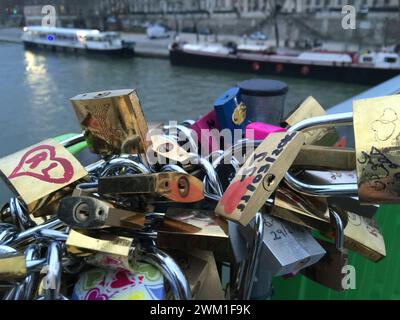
left=322, top=207, right=386, bottom=262
left=66, top=229, right=134, bottom=269
left=271, top=183, right=340, bottom=233
left=166, top=249, right=215, bottom=299
left=293, top=145, right=355, bottom=171
left=0, top=139, right=88, bottom=214
left=149, top=134, right=193, bottom=165
left=70, top=89, right=149, bottom=155
left=282, top=96, right=338, bottom=146
left=215, top=131, right=306, bottom=226
left=0, top=248, right=46, bottom=281
left=98, top=172, right=204, bottom=203
left=353, top=95, right=400, bottom=203
left=285, top=95, right=400, bottom=204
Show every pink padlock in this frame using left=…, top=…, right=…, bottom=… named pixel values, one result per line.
left=244, top=122, right=286, bottom=140
left=191, top=109, right=221, bottom=155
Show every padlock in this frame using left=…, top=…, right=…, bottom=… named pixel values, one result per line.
left=70, top=89, right=149, bottom=155
left=282, top=96, right=338, bottom=146
left=191, top=109, right=221, bottom=155
left=58, top=196, right=138, bottom=229
left=239, top=213, right=326, bottom=277
left=166, top=249, right=217, bottom=299
left=285, top=95, right=400, bottom=204
left=0, top=139, right=88, bottom=214
left=152, top=208, right=230, bottom=262
left=292, top=145, right=356, bottom=171
left=244, top=122, right=286, bottom=141
left=0, top=247, right=46, bottom=281
left=322, top=207, right=386, bottom=262
left=149, top=134, right=193, bottom=165
left=214, top=87, right=250, bottom=139
left=271, top=184, right=384, bottom=261
left=271, top=183, right=337, bottom=233
left=296, top=170, right=378, bottom=218
left=353, top=95, right=400, bottom=203
left=66, top=229, right=134, bottom=270
left=97, top=172, right=204, bottom=203
left=301, top=209, right=349, bottom=291
left=215, top=131, right=305, bottom=226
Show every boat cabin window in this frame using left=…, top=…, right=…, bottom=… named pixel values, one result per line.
left=362, top=56, right=373, bottom=62
left=384, top=57, right=397, bottom=63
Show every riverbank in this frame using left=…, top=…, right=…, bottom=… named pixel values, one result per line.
left=0, top=27, right=363, bottom=59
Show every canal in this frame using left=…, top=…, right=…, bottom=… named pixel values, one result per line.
left=0, top=42, right=368, bottom=202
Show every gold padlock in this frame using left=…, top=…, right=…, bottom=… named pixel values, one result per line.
left=0, top=139, right=88, bottom=214
left=215, top=131, right=305, bottom=226
left=98, top=172, right=204, bottom=203
left=353, top=95, right=400, bottom=203
left=66, top=229, right=134, bottom=264
left=322, top=208, right=386, bottom=262
left=0, top=253, right=26, bottom=280
left=70, top=89, right=149, bottom=155
left=282, top=96, right=338, bottom=146
left=293, top=145, right=355, bottom=171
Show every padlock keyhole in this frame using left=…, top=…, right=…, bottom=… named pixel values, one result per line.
left=178, top=176, right=189, bottom=197
left=74, top=203, right=90, bottom=222
left=263, top=174, right=276, bottom=190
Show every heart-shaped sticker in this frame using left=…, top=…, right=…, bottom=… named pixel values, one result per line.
left=219, top=176, right=254, bottom=214
left=110, top=269, right=135, bottom=289
left=8, top=144, right=74, bottom=184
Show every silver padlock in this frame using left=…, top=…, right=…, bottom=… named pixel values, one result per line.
left=239, top=213, right=326, bottom=277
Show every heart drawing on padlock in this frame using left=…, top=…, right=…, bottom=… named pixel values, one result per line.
left=219, top=176, right=254, bottom=214
left=8, top=144, right=74, bottom=184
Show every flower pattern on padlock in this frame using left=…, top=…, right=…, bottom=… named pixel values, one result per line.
left=72, top=262, right=165, bottom=300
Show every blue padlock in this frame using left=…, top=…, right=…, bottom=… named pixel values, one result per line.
left=214, top=87, right=250, bottom=136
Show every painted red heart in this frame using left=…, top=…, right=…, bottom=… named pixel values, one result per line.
left=219, top=176, right=254, bottom=214
left=8, top=144, right=74, bottom=184
left=85, top=288, right=109, bottom=300
left=110, top=269, right=135, bottom=289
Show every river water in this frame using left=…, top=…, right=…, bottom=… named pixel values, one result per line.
left=0, top=42, right=368, bottom=202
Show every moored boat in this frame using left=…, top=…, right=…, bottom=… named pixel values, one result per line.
left=22, top=26, right=135, bottom=56
left=169, top=42, right=400, bottom=85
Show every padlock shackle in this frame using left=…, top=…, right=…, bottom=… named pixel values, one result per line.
left=287, top=112, right=353, bottom=133
left=284, top=171, right=358, bottom=197
left=284, top=112, right=357, bottom=197
left=329, top=209, right=344, bottom=250
left=60, top=133, right=85, bottom=148
left=140, top=247, right=192, bottom=300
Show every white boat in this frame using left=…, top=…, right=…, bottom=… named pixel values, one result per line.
left=21, top=26, right=135, bottom=56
